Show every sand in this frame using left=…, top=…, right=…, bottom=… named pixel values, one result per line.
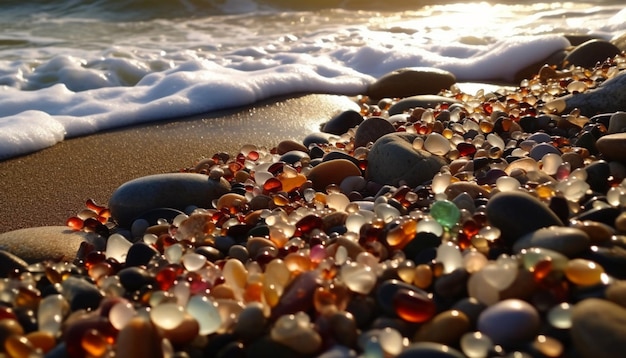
left=0, top=94, right=359, bottom=234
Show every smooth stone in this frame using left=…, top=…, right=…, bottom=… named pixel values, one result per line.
left=0, top=226, right=105, bottom=264
left=367, top=67, right=456, bottom=100
left=397, top=342, right=465, bottom=358
left=388, top=95, right=461, bottom=116
left=608, top=112, right=626, bottom=134
left=581, top=245, right=626, bottom=279
left=115, top=316, right=164, bottom=357
left=118, top=266, right=156, bottom=292
left=322, top=110, right=363, bottom=135
left=276, top=139, right=308, bottom=155
left=527, top=132, right=552, bottom=143
left=279, top=150, right=310, bottom=165
left=125, top=242, right=159, bottom=267
left=109, top=173, right=230, bottom=228
left=573, top=206, right=621, bottom=227
left=444, top=182, right=490, bottom=199
left=61, top=276, right=104, bottom=311
left=528, top=142, right=561, bottom=161
left=513, top=226, right=590, bottom=257
left=246, top=335, right=302, bottom=358
left=322, top=150, right=360, bottom=167
left=585, top=160, right=611, bottom=192
left=353, top=116, right=395, bottom=148
left=563, top=39, right=621, bottom=69
left=597, top=133, right=626, bottom=163
left=570, top=220, right=614, bottom=244
left=571, top=298, right=626, bottom=358
left=606, top=280, right=626, bottom=308
left=0, top=250, right=28, bottom=277
left=234, top=302, right=267, bottom=341
left=131, top=207, right=184, bottom=226
left=563, top=71, right=626, bottom=116
left=303, top=132, right=333, bottom=148
left=414, top=310, right=470, bottom=346
left=307, top=159, right=362, bottom=192
left=486, top=191, right=564, bottom=246
left=477, top=299, right=540, bottom=347
left=366, top=133, right=447, bottom=187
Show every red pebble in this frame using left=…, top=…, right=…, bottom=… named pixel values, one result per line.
left=392, top=288, right=436, bottom=323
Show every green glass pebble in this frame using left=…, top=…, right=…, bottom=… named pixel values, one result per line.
left=430, top=200, right=461, bottom=229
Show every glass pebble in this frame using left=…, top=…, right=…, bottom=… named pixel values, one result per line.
left=430, top=200, right=460, bottom=229
left=432, top=173, right=452, bottom=194
left=346, top=213, right=367, bottom=233
left=374, top=203, right=401, bottom=223
left=340, top=261, right=377, bottom=295
left=164, top=243, right=183, bottom=264
left=607, top=186, right=626, bottom=207
left=496, top=176, right=520, bottom=192
left=547, top=302, right=572, bottom=329
left=182, top=252, right=207, bottom=272
left=392, top=288, right=436, bottom=323
left=81, top=329, right=108, bottom=357
left=38, top=294, right=66, bottom=334
left=109, top=301, right=136, bottom=330
left=461, top=331, right=493, bottom=358
left=541, top=153, right=562, bottom=176
left=436, top=241, right=463, bottom=274
left=186, top=295, right=222, bottom=335
left=564, top=258, right=604, bottom=286
left=463, top=250, right=488, bottom=273
left=150, top=303, right=185, bottom=330
left=105, top=233, right=132, bottom=263
left=327, top=192, right=350, bottom=212
left=424, top=132, right=451, bottom=156
left=486, top=133, right=505, bottom=150
left=413, top=264, right=433, bottom=289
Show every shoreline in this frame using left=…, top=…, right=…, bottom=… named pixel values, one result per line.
left=0, top=94, right=359, bottom=234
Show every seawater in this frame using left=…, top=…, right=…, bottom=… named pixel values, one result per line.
left=0, top=0, right=624, bottom=160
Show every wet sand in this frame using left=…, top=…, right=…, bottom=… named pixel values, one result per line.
left=0, top=94, right=359, bottom=233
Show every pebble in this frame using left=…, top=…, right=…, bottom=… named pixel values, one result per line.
left=0, top=226, right=105, bottom=264
left=564, top=71, right=626, bottom=116
left=486, top=191, right=564, bottom=246
left=477, top=299, right=540, bottom=347
left=563, top=39, right=621, bottom=69
left=597, top=132, right=626, bottom=163
left=353, top=116, right=396, bottom=148
left=571, top=298, right=626, bottom=358
left=397, top=342, right=465, bottom=358
left=108, top=173, right=230, bottom=227
left=366, top=133, right=447, bottom=187
left=388, top=95, right=460, bottom=116
left=307, top=158, right=362, bottom=191
left=322, top=109, right=363, bottom=135
left=512, top=226, right=590, bottom=257
left=414, top=310, right=470, bottom=345
left=367, top=67, right=456, bottom=100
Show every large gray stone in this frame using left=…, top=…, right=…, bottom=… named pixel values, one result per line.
left=366, top=132, right=447, bottom=187
left=513, top=226, right=590, bottom=257
left=388, top=95, right=460, bottom=116
left=0, top=226, right=105, bottom=264
left=571, top=298, right=626, bottom=358
left=563, top=71, right=626, bottom=116
left=597, top=132, right=626, bottom=163
left=486, top=191, right=564, bottom=246
left=109, top=173, right=230, bottom=228
left=367, top=67, right=456, bottom=100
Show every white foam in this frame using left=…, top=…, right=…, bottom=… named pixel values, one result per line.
left=0, top=2, right=625, bottom=160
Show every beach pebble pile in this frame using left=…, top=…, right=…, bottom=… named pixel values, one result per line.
left=0, top=48, right=626, bottom=358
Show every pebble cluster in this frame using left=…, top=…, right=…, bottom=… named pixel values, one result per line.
left=1, top=51, right=626, bottom=358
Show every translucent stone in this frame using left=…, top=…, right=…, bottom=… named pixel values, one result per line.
left=480, top=255, right=518, bottom=291
left=436, top=242, right=463, bottom=274
left=164, top=243, right=183, bottom=264
left=374, top=203, right=401, bottom=223
left=413, top=264, right=433, bottom=289
left=496, top=176, right=520, bottom=192
left=392, top=288, right=436, bottom=323
left=557, top=178, right=590, bottom=201
left=263, top=259, right=291, bottom=289
left=478, top=226, right=500, bottom=241
left=186, top=295, right=222, bottom=335
left=521, top=247, right=568, bottom=272
left=541, top=153, right=563, bottom=176
left=223, top=259, right=248, bottom=293
left=327, top=192, right=350, bottom=212
left=412, top=137, right=424, bottom=150
left=38, top=294, right=66, bottom=334
left=569, top=168, right=588, bottom=181
left=376, top=327, right=404, bottom=356
left=110, top=300, right=136, bottom=330
left=432, top=173, right=452, bottom=194
left=340, top=261, right=377, bottom=295
left=335, top=245, right=348, bottom=265
left=463, top=250, right=488, bottom=274
left=182, top=252, right=207, bottom=272
left=106, top=233, right=132, bottom=262
left=555, top=162, right=571, bottom=181
left=486, top=133, right=505, bottom=150
left=567, top=80, right=587, bottom=93
left=346, top=213, right=367, bottom=233
left=461, top=331, right=493, bottom=358
left=430, top=200, right=461, bottom=229
left=397, top=261, right=416, bottom=284
left=467, top=269, right=499, bottom=306
left=172, top=281, right=191, bottom=306
left=417, top=217, right=443, bottom=236
left=362, top=336, right=384, bottom=358
left=564, top=258, right=604, bottom=286
left=424, top=132, right=451, bottom=156
left=547, top=302, right=572, bottom=329
left=532, top=335, right=563, bottom=357
left=271, top=312, right=322, bottom=355
left=150, top=303, right=184, bottom=330
left=607, top=186, right=626, bottom=207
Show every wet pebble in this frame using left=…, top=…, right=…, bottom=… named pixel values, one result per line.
left=571, top=298, right=626, bottom=358
left=307, top=158, right=362, bottom=191
left=367, top=67, right=456, bottom=100
left=477, top=299, right=540, bottom=347
left=513, top=226, right=590, bottom=257
left=322, top=109, right=363, bottom=135
left=353, top=116, right=395, bottom=148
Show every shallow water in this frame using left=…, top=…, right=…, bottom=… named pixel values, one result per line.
left=0, top=0, right=624, bottom=160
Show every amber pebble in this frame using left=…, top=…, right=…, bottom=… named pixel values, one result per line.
left=313, top=283, right=350, bottom=315
left=276, top=140, right=308, bottom=155
left=5, top=335, right=38, bottom=358
left=415, top=310, right=470, bottom=345
left=278, top=172, right=307, bottom=193
left=215, top=193, right=247, bottom=211
left=392, top=288, right=436, bottom=323
left=115, top=316, right=163, bottom=357
left=564, top=258, right=604, bottom=286
left=0, top=319, right=24, bottom=346
left=24, top=331, right=55, bottom=354
left=159, top=313, right=200, bottom=345
left=81, top=329, right=108, bottom=357
left=66, top=216, right=84, bottom=231
left=413, top=264, right=433, bottom=289
left=307, top=159, right=362, bottom=191
left=263, top=177, right=283, bottom=194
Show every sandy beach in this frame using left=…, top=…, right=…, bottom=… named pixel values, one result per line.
left=0, top=94, right=358, bottom=234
